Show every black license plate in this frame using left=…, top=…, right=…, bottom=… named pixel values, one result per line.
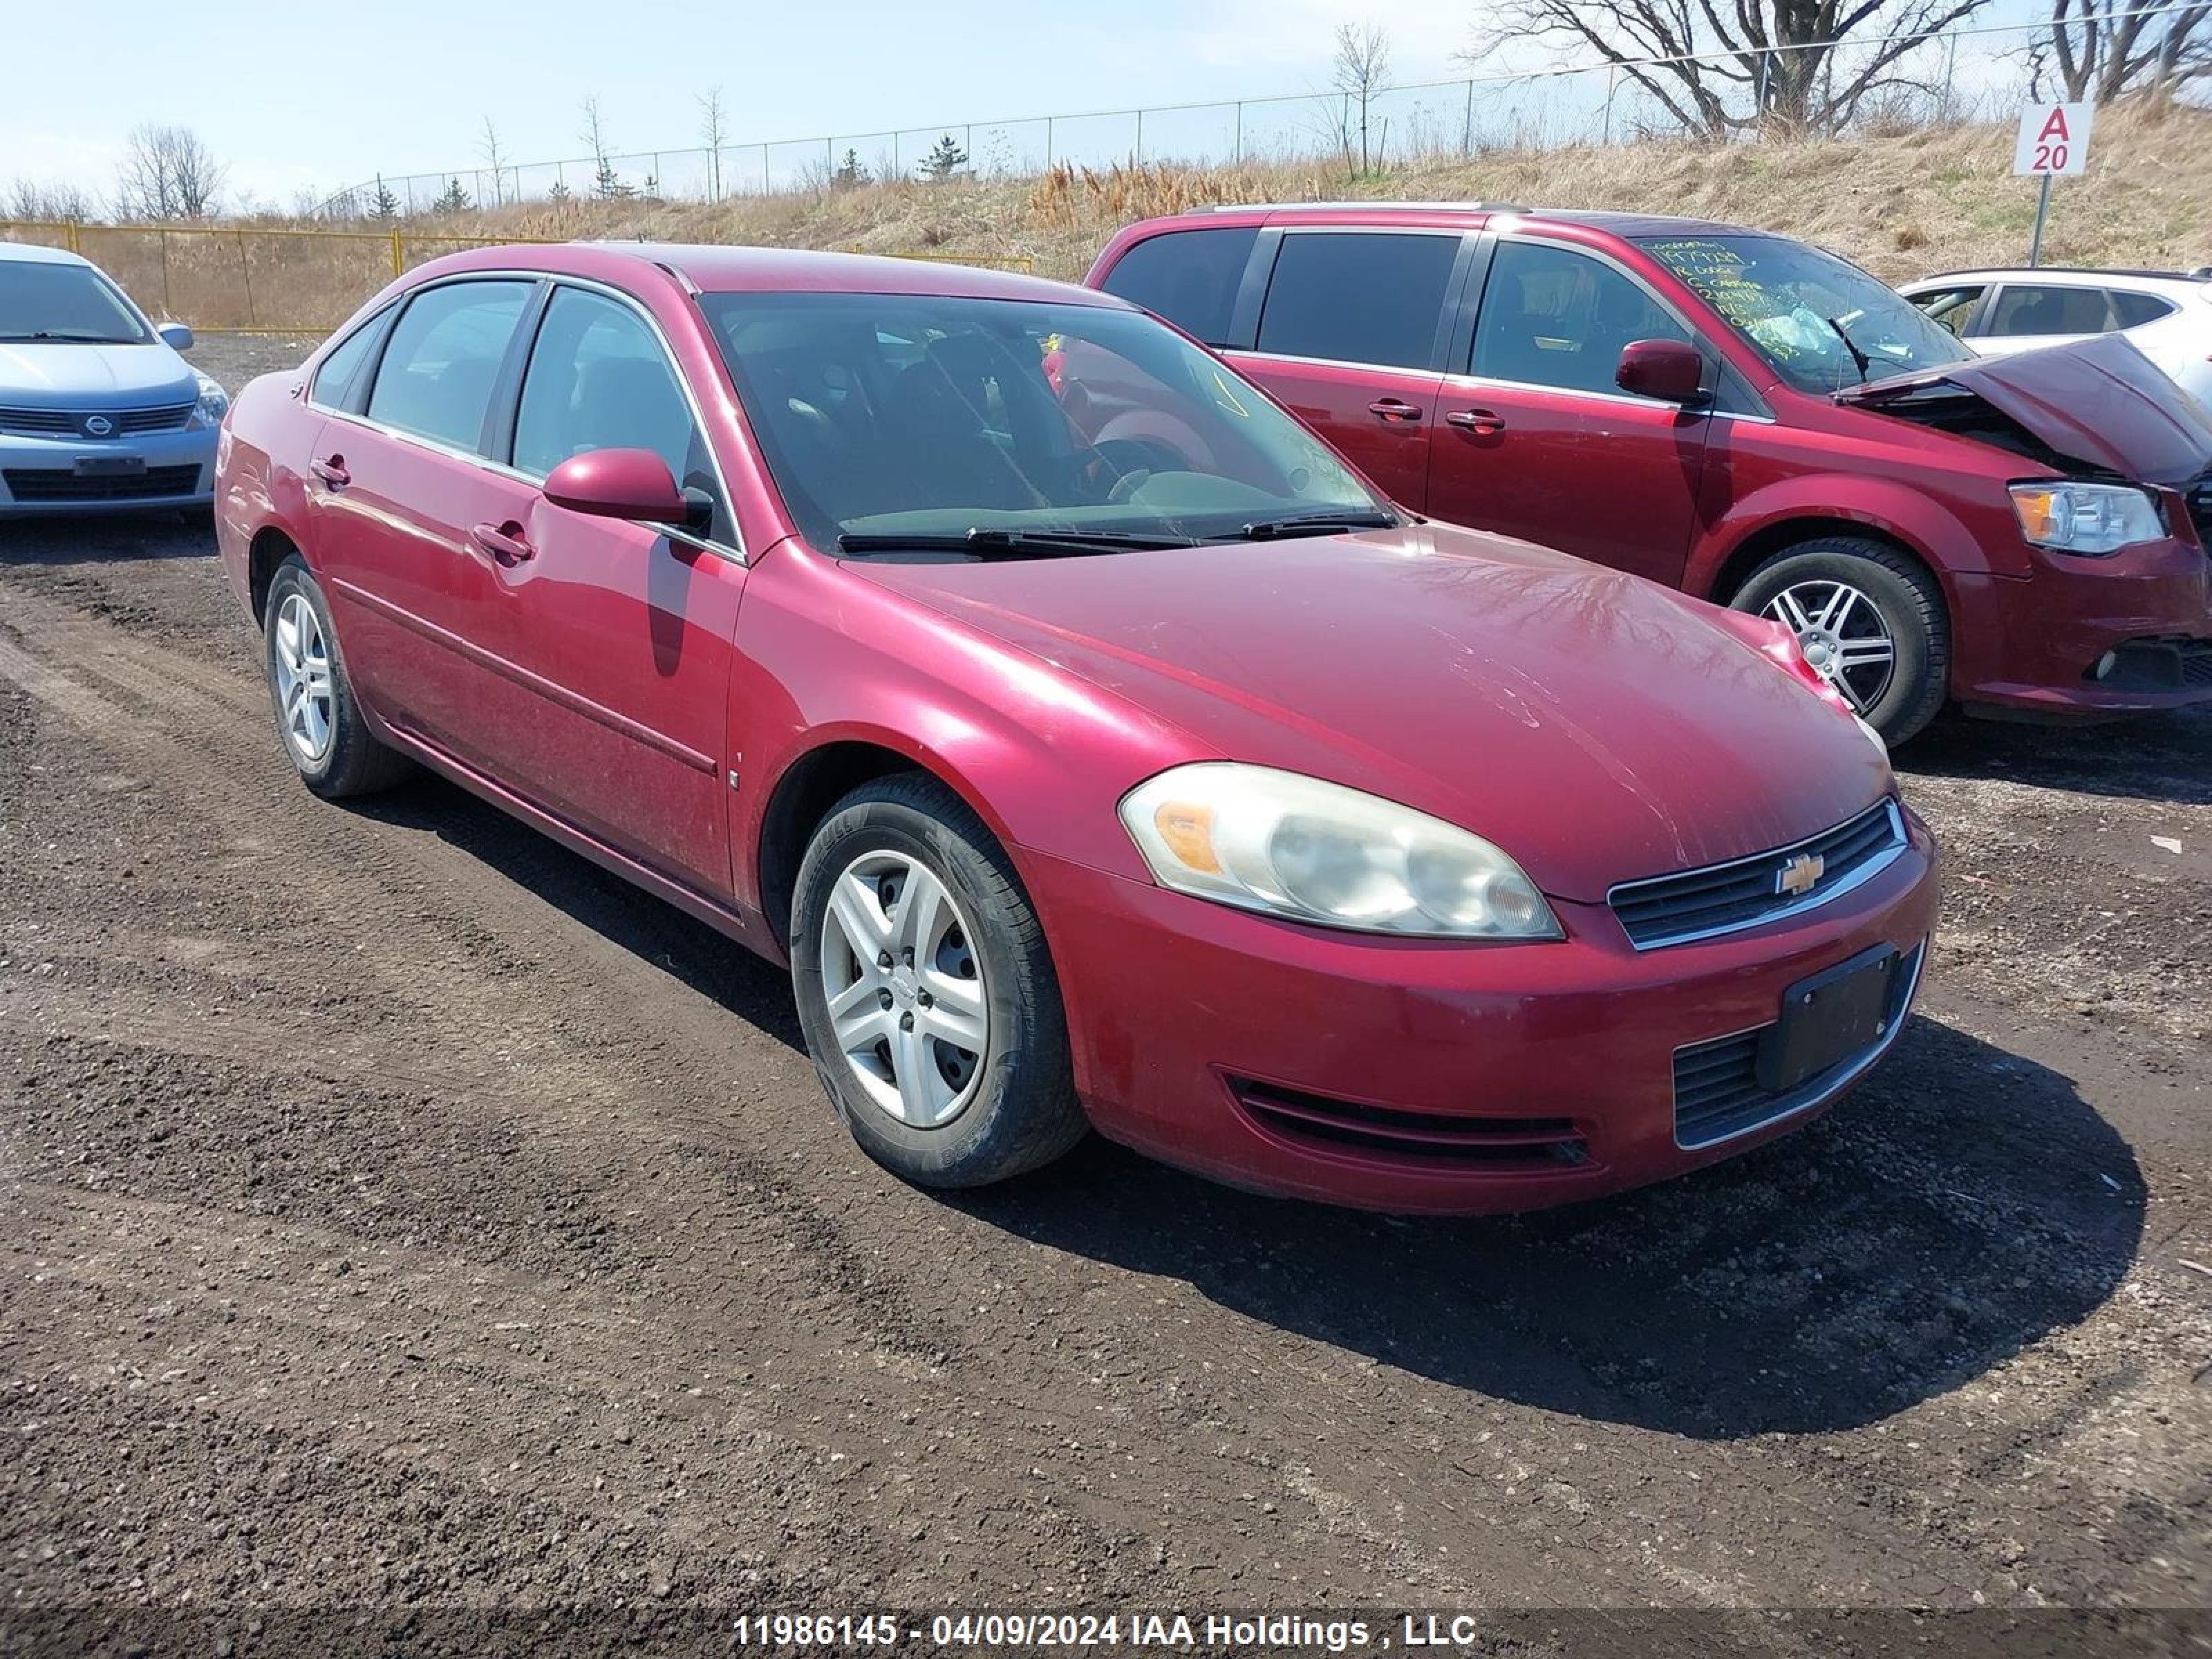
left=1756, top=945, right=1900, bottom=1092
left=73, top=455, right=145, bottom=478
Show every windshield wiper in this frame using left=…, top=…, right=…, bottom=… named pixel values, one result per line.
left=1824, top=316, right=1872, bottom=382
left=836, top=527, right=1201, bottom=557
left=1236, top=509, right=1398, bottom=541
left=0, top=331, right=141, bottom=344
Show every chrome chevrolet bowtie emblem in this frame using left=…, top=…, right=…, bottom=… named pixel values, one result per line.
left=1777, top=852, right=1825, bottom=897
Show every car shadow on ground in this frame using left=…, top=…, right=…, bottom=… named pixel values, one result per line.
left=0, top=514, right=214, bottom=566
left=955, top=1015, right=2144, bottom=1440
left=1899, top=706, right=2212, bottom=805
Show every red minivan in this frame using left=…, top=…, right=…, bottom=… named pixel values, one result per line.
left=1088, top=206, right=2212, bottom=742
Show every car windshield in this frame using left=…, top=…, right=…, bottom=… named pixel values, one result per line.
left=1638, top=234, right=1969, bottom=395
left=0, top=260, right=151, bottom=344
left=697, top=290, right=1394, bottom=556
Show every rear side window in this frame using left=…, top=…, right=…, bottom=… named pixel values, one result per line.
left=1472, top=240, right=1692, bottom=395
left=1256, top=232, right=1459, bottom=371
left=309, top=312, right=385, bottom=410
left=1096, top=227, right=1257, bottom=346
left=2111, top=290, right=2176, bottom=328
left=1986, top=284, right=2111, bottom=336
left=1909, top=285, right=1986, bottom=338
left=366, top=279, right=534, bottom=451
left=513, top=286, right=700, bottom=486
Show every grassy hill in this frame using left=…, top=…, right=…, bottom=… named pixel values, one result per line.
left=425, top=102, right=2212, bottom=284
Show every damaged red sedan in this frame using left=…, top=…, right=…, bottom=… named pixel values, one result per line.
left=216, top=244, right=1935, bottom=1213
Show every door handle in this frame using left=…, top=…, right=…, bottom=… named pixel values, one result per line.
left=1445, top=408, right=1507, bottom=435
left=470, top=521, right=536, bottom=567
left=310, top=456, right=350, bottom=487
left=1367, top=397, right=1423, bottom=422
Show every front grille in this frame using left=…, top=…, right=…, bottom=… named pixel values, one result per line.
left=1608, top=800, right=1906, bottom=950
left=1230, top=1077, right=1590, bottom=1171
left=0, top=402, right=194, bottom=438
left=3, top=465, right=202, bottom=501
left=1672, top=941, right=1924, bottom=1149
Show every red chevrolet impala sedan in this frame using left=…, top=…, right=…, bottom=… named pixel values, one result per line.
left=214, top=243, right=1938, bottom=1213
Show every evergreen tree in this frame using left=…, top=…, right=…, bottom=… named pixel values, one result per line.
left=433, top=176, right=470, bottom=214
left=832, top=149, right=870, bottom=190
left=916, top=134, right=968, bottom=182
left=369, top=175, right=400, bottom=222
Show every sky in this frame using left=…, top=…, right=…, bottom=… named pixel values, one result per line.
left=8, top=0, right=1488, bottom=210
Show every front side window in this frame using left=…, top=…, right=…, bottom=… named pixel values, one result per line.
left=1255, top=232, right=1460, bottom=371
left=1909, top=285, right=1987, bottom=339
left=365, top=279, right=533, bottom=451
left=1472, top=240, right=1694, bottom=396
left=0, top=259, right=150, bottom=344
left=1095, top=227, right=1257, bottom=347
left=514, top=286, right=700, bottom=485
left=1987, top=284, right=2114, bottom=336
left=309, top=311, right=386, bottom=411
left=1640, top=234, right=1970, bottom=393
left=700, top=291, right=1389, bottom=556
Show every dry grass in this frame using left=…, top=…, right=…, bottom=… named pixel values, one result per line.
left=10, top=103, right=2209, bottom=330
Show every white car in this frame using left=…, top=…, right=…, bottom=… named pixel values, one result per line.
left=1900, top=266, right=2212, bottom=406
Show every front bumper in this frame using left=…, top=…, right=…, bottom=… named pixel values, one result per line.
left=0, top=427, right=217, bottom=514
left=1949, top=536, right=2212, bottom=718
left=1020, top=808, right=1939, bottom=1215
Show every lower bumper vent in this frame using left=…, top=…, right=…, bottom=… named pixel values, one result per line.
left=1230, top=1078, right=1589, bottom=1170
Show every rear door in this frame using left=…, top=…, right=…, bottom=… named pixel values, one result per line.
left=478, top=280, right=746, bottom=899
left=1974, top=281, right=2115, bottom=355
left=1425, top=234, right=1712, bottom=588
left=1223, top=228, right=1471, bottom=510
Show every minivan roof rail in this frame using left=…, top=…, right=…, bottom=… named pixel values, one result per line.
left=1188, top=200, right=1528, bottom=215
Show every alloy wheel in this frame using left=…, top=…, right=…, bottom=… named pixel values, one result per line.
left=818, top=850, right=990, bottom=1129
left=272, top=592, right=336, bottom=765
left=1763, top=580, right=1897, bottom=715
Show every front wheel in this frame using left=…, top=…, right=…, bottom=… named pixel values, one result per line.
left=263, top=555, right=414, bottom=798
left=1731, top=537, right=1950, bottom=744
left=789, top=774, right=1087, bottom=1189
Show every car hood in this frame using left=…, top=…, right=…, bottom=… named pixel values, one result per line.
left=0, top=341, right=198, bottom=407
left=1839, top=332, right=2212, bottom=485
left=853, top=523, right=1894, bottom=903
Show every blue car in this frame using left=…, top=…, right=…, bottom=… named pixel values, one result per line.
left=0, top=241, right=226, bottom=515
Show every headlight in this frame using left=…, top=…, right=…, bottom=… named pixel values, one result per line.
left=188, top=373, right=229, bottom=431
left=1118, top=762, right=1562, bottom=939
left=2009, top=481, right=2163, bottom=555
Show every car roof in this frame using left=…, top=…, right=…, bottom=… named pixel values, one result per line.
left=0, top=240, right=92, bottom=268
left=1903, top=266, right=2212, bottom=287
left=1165, top=203, right=1759, bottom=238
left=413, top=240, right=1126, bottom=308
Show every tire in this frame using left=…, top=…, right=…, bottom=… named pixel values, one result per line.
left=262, top=554, right=414, bottom=799
left=1730, top=536, right=1950, bottom=745
left=790, top=773, right=1087, bottom=1189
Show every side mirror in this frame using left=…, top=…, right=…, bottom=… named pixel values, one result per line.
left=1615, top=339, right=1707, bottom=404
left=159, top=322, right=195, bottom=350
left=543, top=448, right=693, bottom=525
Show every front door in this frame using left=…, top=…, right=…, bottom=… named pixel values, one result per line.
left=1425, top=236, right=1711, bottom=589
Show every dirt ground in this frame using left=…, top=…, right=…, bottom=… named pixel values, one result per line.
left=2, top=337, right=2209, bottom=1641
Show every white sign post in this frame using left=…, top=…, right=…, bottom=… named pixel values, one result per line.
left=2014, top=102, right=2094, bottom=268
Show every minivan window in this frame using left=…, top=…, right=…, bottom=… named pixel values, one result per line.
left=0, top=260, right=150, bottom=344
left=365, top=279, right=533, bottom=451
left=1641, top=234, right=1969, bottom=393
left=1987, top=284, right=2112, bottom=336
left=310, top=312, right=385, bottom=411
left=700, top=290, right=1388, bottom=555
left=514, top=286, right=699, bottom=485
left=1472, top=241, right=1694, bottom=396
left=1096, top=227, right=1257, bottom=347
left=1255, top=232, right=1459, bottom=372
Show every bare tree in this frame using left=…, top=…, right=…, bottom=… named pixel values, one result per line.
left=1331, top=24, right=1394, bottom=175
left=2037, top=0, right=2212, bottom=100
left=8, top=177, right=97, bottom=221
left=115, top=123, right=225, bottom=219
left=1464, top=0, right=1992, bottom=137
left=580, top=95, right=630, bottom=198
left=699, top=86, right=728, bottom=201
left=478, top=117, right=508, bottom=207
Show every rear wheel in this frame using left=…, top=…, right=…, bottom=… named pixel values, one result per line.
left=790, top=774, right=1087, bottom=1189
left=1732, top=537, right=1949, bottom=744
left=263, top=556, right=413, bottom=798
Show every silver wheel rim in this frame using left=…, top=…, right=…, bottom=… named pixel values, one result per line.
left=272, top=592, right=335, bottom=765
left=1763, top=581, right=1897, bottom=714
left=818, top=850, right=990, bottom=1130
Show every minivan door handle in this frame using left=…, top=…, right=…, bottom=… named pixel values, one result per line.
left=310, top=455, right=350, bottom=488
left=1367, top=397, right=1423, bottom=422
left=1445, top=408, right=1507, bottom=435
left=470, top=521, right=536, bottom=567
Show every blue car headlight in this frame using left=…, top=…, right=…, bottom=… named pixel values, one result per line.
left=187, top=372, right=229, bottom=431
